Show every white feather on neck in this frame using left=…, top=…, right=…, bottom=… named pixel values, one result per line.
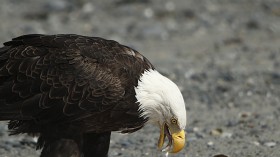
left=134, top=69, right=186, bottom=129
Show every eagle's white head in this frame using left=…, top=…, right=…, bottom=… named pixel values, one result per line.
left=135, top=69, right=187, bottom=153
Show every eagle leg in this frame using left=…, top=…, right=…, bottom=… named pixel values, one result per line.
left=40, top=139, right=81, bottom=157
left=82, top=132, right=111, bottom=157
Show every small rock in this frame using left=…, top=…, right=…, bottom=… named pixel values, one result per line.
left=210, top=128, right=223, bottom=136
left=221, top=132, right=233, bottom=138
left=165, top=2, right=175, bottom=12
left=195, top=132, right=204, bottom=139
left=264, top=142, right=276, bottom=147
left=44, top=0, right=72, bottom=12
left=184, top=69, right=195, bottom=79
left=143, top=8, right=154, bottom=18
left=252, top=141, right=260, bottom=146
left=183, top=9, right=196, bottom=19
left=193, top=127, right=200, bottom=132
left=223, top=37, right=243, bottom=45
left=82, top=3, right=95, bottom=14
left=20, top=138, right=36, bottom=147
left=246, top=20, right=260, bottom=29
left=227, top=102, right=235, bottom=108
left=239, top=112, right=252, bottom=119
left=213, top=154, right=229, bottom=157
left=207, top=141, right=214, bottom=146
left=115, top=0, right=150, bottom=5
left=190, top=72, right=207, bottom=82
left=247, top=91, right=253, bottom=96
left=225, top=120, right=238, bottom=127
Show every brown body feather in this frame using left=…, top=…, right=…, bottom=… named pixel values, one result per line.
left=0, top=34, right=154, bottom=156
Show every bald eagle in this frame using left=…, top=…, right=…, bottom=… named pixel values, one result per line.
left=0, top=34, right=186, bottom=157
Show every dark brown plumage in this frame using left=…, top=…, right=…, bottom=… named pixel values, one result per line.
left=0, top=34, right=154, bottom=157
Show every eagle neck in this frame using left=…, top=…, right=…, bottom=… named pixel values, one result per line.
left=134, top=69, right=169, bottom=124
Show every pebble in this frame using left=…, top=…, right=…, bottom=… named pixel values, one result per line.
left=213, top=154, right=229, bottom=157
left=165, top=2, right=175, bottom=12
left=246, top=19, right=260, bottom=30
left=238, top=112, right=252, bottom=119
left=184, top=69, right=195, bottom=79
left=210, top=128, right=223, bottom=136
left=183, top=9, right=196, bottom=19
left=264, top=142, right=276, bottom=148
left=82, top=3, right=95, bottom=14
left=44, top=0, right=72, bottom=12
left=252, top=141, right=260, bottom=146
left=193, top=127, right=200, bottom=132
left=207, top=141, right=214, bottom=146
left=143, top=8, right=154, bottom=18
left=221, top=132, right=233, bottom=138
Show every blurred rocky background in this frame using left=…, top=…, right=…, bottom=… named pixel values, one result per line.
left=0, top=0, right=280, bottom=156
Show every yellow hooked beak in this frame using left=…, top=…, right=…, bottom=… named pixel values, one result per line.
left=158, top=123, right=186, bottom=153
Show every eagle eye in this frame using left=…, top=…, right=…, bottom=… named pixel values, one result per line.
left=171, top=117, right=177, bottom=124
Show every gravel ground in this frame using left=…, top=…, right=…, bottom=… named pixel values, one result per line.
left=0, top=0, right=280, bottom=157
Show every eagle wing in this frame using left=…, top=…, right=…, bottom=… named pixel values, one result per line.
left=0, top=34, right=153, bottom=121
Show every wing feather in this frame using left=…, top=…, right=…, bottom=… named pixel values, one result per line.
left=0, top=34, right=153, bottom=125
